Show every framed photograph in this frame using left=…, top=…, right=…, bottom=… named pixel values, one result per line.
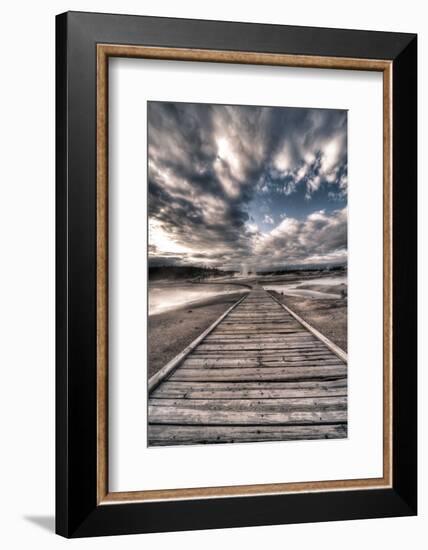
left=56, top=11, right=417, bottom=537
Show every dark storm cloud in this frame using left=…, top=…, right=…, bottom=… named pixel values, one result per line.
left=148, top=101, right=347, bottom=269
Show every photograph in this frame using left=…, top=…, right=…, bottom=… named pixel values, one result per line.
left=147, top=101, right=348, bottom=446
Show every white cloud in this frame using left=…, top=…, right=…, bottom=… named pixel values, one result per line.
left=246, top=222, right=259, bottom=233
left=273, top=146, right=291, bottom=173
left=321, top=135, right=344, bottom=174
left=253, top=208, right=347, bottom=267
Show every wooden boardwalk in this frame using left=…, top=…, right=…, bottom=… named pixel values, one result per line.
left=148, top=288, right=347, bottom=446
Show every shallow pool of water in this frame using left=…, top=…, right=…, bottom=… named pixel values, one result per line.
left=263, top=274, right=346, bottom=300
left=149, top=283, right=247, bottom=316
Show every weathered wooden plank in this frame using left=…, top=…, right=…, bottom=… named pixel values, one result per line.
left=169, top=365, right=347, bottom=382
left=227, top=311, right=287, bottom=315
left=148, top=424, right=347, bottom=444
left=183, top=354, right=342, bottom=365
left=224, top=320, right=289, bottom=323
left=150, top=396, right=347, bottom=412
left=229, top=311, right=288, bottom=320
left=227, top=307, right=286, bottom=311
left=191, top=349, right=333, bottom=358
left=182, top=354, right=343, bottom=364
left=193, top=344, right=326, bottom=351
left=232, top=311, right=284, bottom=315
left=202, top=334, right=318, bottom=342
left=215, top=326, right=305, bottom=332
left=225, top=320, right=291, bottom=323
left=180, top=360, right=344, bottom=370
left=186, top=348, right=336, bottom=357
left=233, top=306, right=284, bottom=310
left=199, top=345, right=324, bottom=363
left=148, top=406, right=347, bottom=425
left=183, top=363, right=338, bottom=371
left=202, top=342, right=325, bottom=349
left=212, top=328, right=304, bottom=334
left=204, top=339, right=312, bottom=344
left=194, top=341, right=326, bottom=349
left=220, top=322, right=302, bottom=327
left=204, top=335, right=309, bottom=342
left=155, top=379, right=348, bottom=391
left=152, top=384, right=347, bottom=400
left=193, top=345, right=330, bottom=355
left=206, top=332, right=313, bottom=338
left=222, top=324, right=298, bottom=330
left=211, top=332, right=308, bottom=337
left=218, top=325, right=301, bottom=329
left=196, top=342, right=325, bottom=352
left=207, top=330, right=305, bottom=336
left=223, top=321, right=295, bottom=326
left=229, top=314, right=289, bottom=319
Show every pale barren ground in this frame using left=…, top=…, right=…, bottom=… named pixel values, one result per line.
left=271, top=291, right=348, bottom=352
left=148, top=292, right=246, bottom=378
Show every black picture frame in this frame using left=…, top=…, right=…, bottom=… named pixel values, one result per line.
left=56, top=11, right=417, bottom=538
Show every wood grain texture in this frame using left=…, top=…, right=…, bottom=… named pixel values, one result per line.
left=148, top=288, right=347, bottom=445
left=148, top=424, right=347, bottom=445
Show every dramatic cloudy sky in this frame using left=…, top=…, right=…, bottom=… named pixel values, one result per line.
left=148, top=101, right=347, bottom=271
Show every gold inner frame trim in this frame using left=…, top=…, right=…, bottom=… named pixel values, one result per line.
left=96, top=44, right=393, bottom=505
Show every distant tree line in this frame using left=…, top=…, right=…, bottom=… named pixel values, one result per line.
left=260, top=264, right=347, bottom=276
left=148, top=265, right=235, bottom=281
